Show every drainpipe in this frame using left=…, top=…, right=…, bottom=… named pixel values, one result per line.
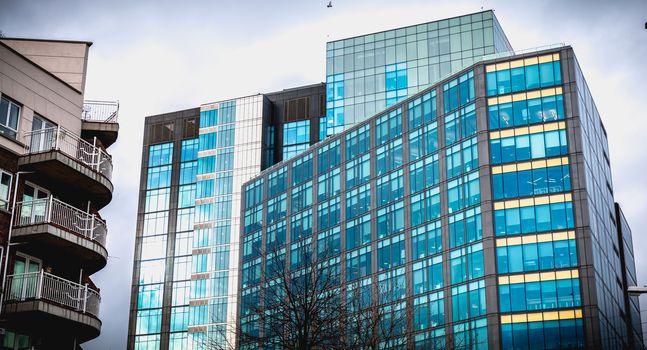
left=0, top=171, right=34, bottom=315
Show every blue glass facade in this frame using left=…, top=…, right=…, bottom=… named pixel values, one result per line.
left=324, top=10, right=512, bottom=137
left=239, top=47, right=643, bottom=349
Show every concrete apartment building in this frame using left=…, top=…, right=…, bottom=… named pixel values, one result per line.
left=0, top=38, right=119, bottom=348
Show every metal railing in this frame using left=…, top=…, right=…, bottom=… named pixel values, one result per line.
left=14, top=197, right=107, bottom=247
left=82, top=100, right=119, bottom=123
left=24, top=126, right=113, bottom=180
left=5, top=271, right=100, bottom=317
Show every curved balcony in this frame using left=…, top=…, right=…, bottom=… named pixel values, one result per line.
left=12, top=197, right=108, bottom=273
left=19, top=127, right=114, bottom=208
left=81, top=100, right=120, bottom=148
left=4, top=271, right=101, bottom=342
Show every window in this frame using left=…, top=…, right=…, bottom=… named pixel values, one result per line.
left=499, top=274, right=581, bottom=313
left=490, top=126, right=568, bottom=165
left=292, top=153, right=313, bottom=185
left=385, top=63, right=407, bottom=106
left=291, top=209, right=312, bottom=241
left=346, top=154, right=371, bottom=189
left=377, top=201, right=405, bottom=239
left=0, top=169, right=13, bottom=210
left=412, top=220, right=442, bottom=261
left=376, top=169, right=404, bottom=206
left=443, top=71, right=474, bottom=113
left=410, top=154, right=439, bottom=194
left=377, top=234, right=405, bottom=271
left=486, top=54, right=562, bottom=96
left=283, top=120, right=310, bottom=160
left=411, top=186, right=441, bottom=227
left=409, top=122, right=438, bottom=161
left=376, top=138, right=403, bottom=176
left=496, top=233, right=578, bottom=274
left=317, top=226, right=340, bottom=258
left=444, top=103, right=476, bottom=146
left=446, top=137, right=478, bottom=179
left=449, top=206, right=482, bottom=248
left=447, top=171, right=480, bottom=214
left=345, top=124, right=370, bottom=160
left=494, top=196, right=575, bottom=236
left=317, top=167, right=341, bottom=201
left=492, top=162, right=571, bottom=200
left=268, top=167, right=287, bottom=198
left=413, top=291, right=444, bottom=331
left=346, top=214, right=371, bottom=250
left=378, top=267, right=406, bottom=303
left=412, top=255, right=443, bottom=294
left=451, top=280, right=485, bottom=321
left=346, top=246, right=371, bottom=281
left=0, top=96, right=20, bottom=139
left=375, top=108, right=402, bottom=146
left=266, top=193, right=287, bottom=224
left=291, top=180, right=312, bottom=213
left=408, top=90, right=437, bottom=130
left=450, top=243, right=484, bottom=284
left=488, top=89, right=565, bottom=130
left=501, top=318, right=584, bottom=350
left=317, top=196, right=340, bottom=231
left=317, top=139, right=340, bottom=172
left=346, top=184, right=370, bottom=219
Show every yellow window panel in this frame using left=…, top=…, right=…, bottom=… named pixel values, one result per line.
left=527, top=313, right=543, bottom=322
left=517, top=162, right=532, bottom=171
left=494, top=202, right=505, bottom=210
left=525, top=273, right=540, bottom=282
left=490, top=131, right=501, bottom=139
left=534, top=196, right=550, bottom=205
left=526, top=90, right=542, bottom=99
left=524, top=57, right=539, bottom=65
left=512, top=314, right=528, bottom=323
left=572, top=270, right=580, bottom=278
left=555, top=86, right=563, bottom=94
left=538, top=54, right=553, bottom=63
left=500, top=315, right=512, bottom=324
left=498, top=95, right=513, bottom=104
left=496, top=62, right=511, bottom=71
left=552, top=53, right=561, bottom=61
left=552, top=231, right=569, bottom=241
left=531, top=159, right=547, bottom=169
left=540, top=271, right=556, bottom=281
left=491, top=166, right=503, bottom=174
left=559, top=310, right=576, bottom=319
left=567, top=231, right=576, bottom=239
left=486, top=64, right=497, bottom=73
left=508, top=236, right=522, bottom=246
left=488, top=97, right=499, bottom=105
left=512, top=92, right=527, bottom=102
left=522, top=235, right=538, bottom=244
left=510, top=59, right=524, bottom=68
left=509, top=275, right=525, bottom=284
left=496, top=238, right=508, bottom=247
left=537, top=233, right=553, bottom=243
left=549, top=193, right=566, bottom=203
left=574, top=309, right=583, bottom=318
left=514, top=127, right=530, bottom=136
left=518, top=198, right=535, bottom=207
left=543, top=311, right=560, bottom=321
left=555, top=270, right=574, bottom=280
left=499, top=276, right=510, bottom=285
left=501, top=164, right=517, bottom=173
left=504, top=199, right=520, bottom=209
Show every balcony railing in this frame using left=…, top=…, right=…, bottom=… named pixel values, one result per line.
left=14, top=197, right=107, bottom=247
left=24, top=127, right=113, bottom=180
left=5, top=271, right=100, bottom=317
left=82, top=100, right=119, bottom=123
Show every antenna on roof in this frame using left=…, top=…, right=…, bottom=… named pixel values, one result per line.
left=327, top=1, right=333, bottom=8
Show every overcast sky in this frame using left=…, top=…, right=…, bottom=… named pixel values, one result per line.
left=1, top=0, right=646, bottom=348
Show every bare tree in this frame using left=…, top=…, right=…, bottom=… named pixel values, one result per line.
left=343, top=276, right=408, bottom=350
left=238, top=245, right=345, bottom=350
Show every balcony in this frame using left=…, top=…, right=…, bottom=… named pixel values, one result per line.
left=81, top=100, right=119, bottom=148
left=12, top=197, right=108, bottom=273
left=4, top=271, right=101, bottom=343
left=19, top=127, right=114, bottom=208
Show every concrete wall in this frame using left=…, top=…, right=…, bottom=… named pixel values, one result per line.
left=1, top=38, right=90, bottom=93
left=0, top=41, right=84, bottom=154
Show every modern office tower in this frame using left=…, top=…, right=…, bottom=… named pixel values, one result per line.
left=128, top=108, right=199, bottom=349
left=239, top=45, right=643, bottom=349
left=0, top=38, right=119, bottom=348
left=323, top=10, right=511, bottom=136
left=128, top=85, right=325, bottom=349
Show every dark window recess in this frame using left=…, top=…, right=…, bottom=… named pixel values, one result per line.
left=150, top=122, right=175, bottom=144
left=183, top=117, right=198, bottom=138
left=319, top=94, right=325, bottom=116
left=285, top=97, right=310, bottom=122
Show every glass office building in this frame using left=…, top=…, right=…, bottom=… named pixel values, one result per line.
left=240, top=46, right=643, bottom=349
left=324, top=10, right=512, bottom=136
left=128, top=109, right=199, bottom=349
left=128, top=85, right=326, bottom=349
